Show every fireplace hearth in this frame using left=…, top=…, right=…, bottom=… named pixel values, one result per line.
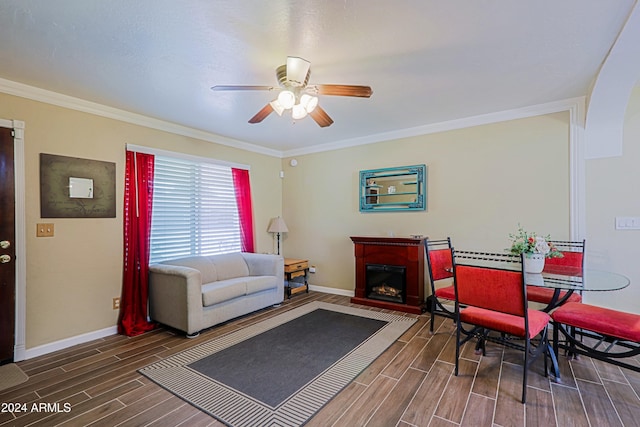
left=350, top=236, right=427, bottom=314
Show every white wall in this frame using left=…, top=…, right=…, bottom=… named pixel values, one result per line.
left=584, top=85, right=640, bottom=313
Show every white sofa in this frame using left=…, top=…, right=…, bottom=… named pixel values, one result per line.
left=148, top=252, right=284, bottom=337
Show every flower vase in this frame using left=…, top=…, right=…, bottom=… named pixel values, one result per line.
left=524, top=253, right=545, bottom=274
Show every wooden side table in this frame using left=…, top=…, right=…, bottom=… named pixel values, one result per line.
left=284, top=258, right=309, bottom=298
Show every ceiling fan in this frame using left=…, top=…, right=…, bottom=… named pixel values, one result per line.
left=211, top=56, right=373, bottom=127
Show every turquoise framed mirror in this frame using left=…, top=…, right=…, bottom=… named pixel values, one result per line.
left=359, top=164, right=427, bottom=212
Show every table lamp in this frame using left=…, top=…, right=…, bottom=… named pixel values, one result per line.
left=267, top=216, right=288, bottom=255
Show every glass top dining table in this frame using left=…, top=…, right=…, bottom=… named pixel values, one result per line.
left=527, top=265, right=630, bottom=292
left=526, top=265, right=630, bottom=310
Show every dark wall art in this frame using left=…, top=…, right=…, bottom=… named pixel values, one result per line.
left=40, top=153, right=116, bottom=218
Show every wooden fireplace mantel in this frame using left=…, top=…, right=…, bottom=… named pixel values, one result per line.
left=350, top=236, right=427, bottom=314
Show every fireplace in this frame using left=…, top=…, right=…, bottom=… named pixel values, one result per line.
left=350, top=236, right=426, bottom=314
left=366, top=264, right=406, bottom=304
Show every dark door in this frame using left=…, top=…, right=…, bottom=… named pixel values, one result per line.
left=0, top=126, right=15, bottom=364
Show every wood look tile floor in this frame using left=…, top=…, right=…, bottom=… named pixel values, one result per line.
left=2, top=292, right=639, bottom=426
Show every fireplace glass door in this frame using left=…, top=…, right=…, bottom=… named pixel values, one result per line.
left=366, top=264, right=406, bottom=304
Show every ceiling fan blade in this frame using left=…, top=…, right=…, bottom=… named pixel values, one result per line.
left=308, top=84, right=373, bottom=98
left=211, top=85, right=275, bottom=91
left=248, top=103, right=274, bottom=124
left=286, top=56, right=311, bottom=87
left=309, top=105, right=334, bottom=128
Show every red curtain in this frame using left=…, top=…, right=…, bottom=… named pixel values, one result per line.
left=232, top=168, right=255, bottom=253
left=118, top=151, right=157, bottom=336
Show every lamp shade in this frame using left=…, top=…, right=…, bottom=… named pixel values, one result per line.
left=267, top=216, right=289, bottom=233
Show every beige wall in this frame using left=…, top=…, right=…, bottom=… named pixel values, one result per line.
left=584, top=85, right=640, bottom=313
left=0, top=92, right=283, bottom=348
left=282, top=112, right=571, bottom=293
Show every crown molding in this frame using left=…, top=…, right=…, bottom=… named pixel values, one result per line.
left=283, top=97, right=585, bottom=157
left=0, top=77, right=585, bottom=161
left=0, top=77, right=282, bottom=158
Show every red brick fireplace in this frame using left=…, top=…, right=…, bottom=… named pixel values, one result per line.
left=350, top=236, right=427, bottom=314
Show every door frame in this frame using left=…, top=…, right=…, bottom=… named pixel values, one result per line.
left=0, top=118, right=26, bottom=361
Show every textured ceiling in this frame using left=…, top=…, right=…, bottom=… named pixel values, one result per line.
left=0, top=1, right=636, bottom=155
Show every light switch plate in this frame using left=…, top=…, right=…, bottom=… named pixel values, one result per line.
left=36, top=223, right=54, bottom=237
left=615, top=216, right=640, bottom=230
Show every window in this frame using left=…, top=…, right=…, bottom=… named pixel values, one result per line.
left=149, top=155, right=242, bottom=263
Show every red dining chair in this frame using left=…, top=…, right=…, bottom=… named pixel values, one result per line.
left=424, top=238, right=455, bottom=333
left=452, top=250, right=557, bottom=404
left=527, top=239, right=585, bottom=311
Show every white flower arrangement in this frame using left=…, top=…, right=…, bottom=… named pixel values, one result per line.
left=508, top=225, right=563, bottom=258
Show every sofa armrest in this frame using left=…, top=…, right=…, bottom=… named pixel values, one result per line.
left=242, top=253, right=285, bottom=283
left=148, top=264, right=203, bottom=335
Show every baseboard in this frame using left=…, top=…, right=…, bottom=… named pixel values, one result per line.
left=23, top=326, right=119, bottom=360
left=21, top=288, right=352, bottom=360
left=309, top=284, right=354, bottom=297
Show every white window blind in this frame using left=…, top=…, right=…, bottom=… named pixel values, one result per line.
left=149, top=155, right=241, bottom=263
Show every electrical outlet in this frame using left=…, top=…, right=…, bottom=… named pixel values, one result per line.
left=309, top=266, right=316, bottom=273
left=113, top=297, right=120, bottom=310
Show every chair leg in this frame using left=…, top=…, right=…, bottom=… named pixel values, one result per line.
left=547, top=342, right=561, bottom=382
left=522, top=340, right=529, bottom=404
left=542, top=326, right=560, bottom=380
left=568, top=326, right=581, bottom=359
left=553, top=322, right=559, bottom=359
left=543, top=342, right=549, bottom=377
left=430, top=297, right=436, bottom=333
left=455, top=322, right=461, bottom=376
left=474, top=329, right=487, bottom=356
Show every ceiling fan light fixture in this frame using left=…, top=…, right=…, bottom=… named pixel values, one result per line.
left=212, top=56, right=371, bottom=128
left=270, top=100, right=285, bottom=116
left=300, top=94, right=319, bottom=113
left=291, top=103, right=308, bottom=120
left=277, top=90, right=295, bottom=109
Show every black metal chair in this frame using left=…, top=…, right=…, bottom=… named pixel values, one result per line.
left=452, top=250, right=558, bottom=403
left=552, top=302, right=640, bottom=373
left=424, top=238, right=455, bottom=333
left=527, top=239, right=585, bottom=311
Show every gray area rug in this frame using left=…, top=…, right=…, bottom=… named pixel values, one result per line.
left=139, top=301, right=416, bottom=427
left=188, top=308, right=387, bottom=408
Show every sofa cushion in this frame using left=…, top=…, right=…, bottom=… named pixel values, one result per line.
left=209, top=253, right=250, bottom=280
left=202, top=279, right=246, bottom=306
left=161, top=256, right=218, bottom=283
left=246, top=276, right=276, bottom=295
